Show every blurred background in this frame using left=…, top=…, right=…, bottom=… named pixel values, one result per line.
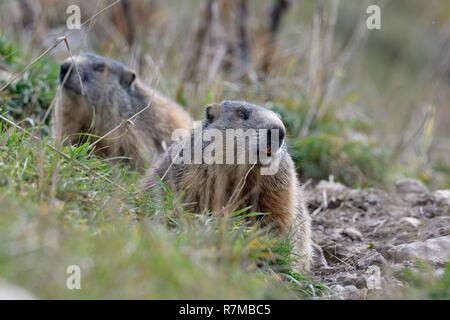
left=1, top=0, right=449, bottom=188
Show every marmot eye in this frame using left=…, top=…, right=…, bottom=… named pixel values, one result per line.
left=237, top=109, right=249, bottom=120
left=92, top=63, right=105, bottom=72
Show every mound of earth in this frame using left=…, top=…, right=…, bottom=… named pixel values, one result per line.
left=307, top=178, right=450, bottom=299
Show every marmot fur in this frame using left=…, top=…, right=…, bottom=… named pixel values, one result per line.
left=141, top=100, right=312, bottom=272
left=53, top=52, right=193, bottom=168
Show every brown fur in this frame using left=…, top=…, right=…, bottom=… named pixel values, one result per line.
left=53, top=52, right=193, bottom=168
left=141, top=100, right=312, bottom=272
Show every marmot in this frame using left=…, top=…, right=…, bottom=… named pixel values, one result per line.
left=141, top=100, right=312, bottom=272
left=53, top=52, right=193, bottom=168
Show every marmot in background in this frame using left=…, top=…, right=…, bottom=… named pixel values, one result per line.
left=53, top=52, right=193, bottom=168
left=141, top=100, right=312, bottom=272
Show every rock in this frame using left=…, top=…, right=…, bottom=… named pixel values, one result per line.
left=313, top=180, right=348, bottom=209
left=395, top=179, right=429, bottom=194
left=336, top=272, right=367, bottom=289
left=331, top=284, right=361, bottom=300
left=0, top=279, right=36, bottom=300
left=356, top=250, right=388, bottom=268
left=330, top=285, right=345, bottom=299
left=389, top=263, right=408, bottom=273
left=342, top=227, right=363, bottom=240
left=419, top=217, right=450, bottom=239
left=312, top=242, right=329, bottom=269
left=330, top=243, right=353, bottom=259
left=336, top=272, right=358, bottom=285
left=341, top=285, right=361, bottom=299
left=434, top=190, right=450, bottom=207
left=399, top=217, right=421, bottom=228
left=355, top=275, right=368, bottom=289
left=331, top=228, right=345, bottom=241
left=316, top=180, right=347, bottom=192
left=311, top=180, right=450, bottom=297
left=387, top=235, right=450, bottom=266
left=365, top=265, right=382, bottom=290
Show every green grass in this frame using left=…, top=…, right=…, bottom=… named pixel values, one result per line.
left=0, top=123, right=327, bottom=299
left=388, top=263, right=450, bottom=300
left=0, top=35, right=59, bottom=126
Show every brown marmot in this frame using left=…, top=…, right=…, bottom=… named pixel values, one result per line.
left=141, top=100, right=312, bottom=272
left=53, top=52, right=193, bottom=168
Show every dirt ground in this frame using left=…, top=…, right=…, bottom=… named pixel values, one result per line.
left=307, top=178, right=450, bottom=299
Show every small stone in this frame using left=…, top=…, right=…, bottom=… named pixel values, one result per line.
left=419, top=217, right=450, bottom=239
left=357, top=250, right=388, bottom=268
left=395, top=179, right=428, bottom=194
left=312, top=242, right=329, bottom=269
left=342, top=227, right=363, bottom=240
left=316, top=180, right=347, bottom=192
left=330, top=285, right=361, bottom=300
left=336, top=272, right=358, bottom=285
left=336, top=273, right=368, bottom=289
left=389, top=263, right=407, bottom=273
left=399, top=217, right=421, bottom=228
left=332, top=243, right=353, bottom=258
left=341, top=285, right=361, bottom=300
left=434, top=190, right=450, bottom=207
left=330, top=285, right=345, bottom=299
left=387, top=235, right=450, bottom=267
left=365, top=265, right=382, bottom=290
left=355, top=275, right=368, bottom=289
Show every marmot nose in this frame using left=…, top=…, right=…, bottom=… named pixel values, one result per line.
left=59, top=62, right=71, bottom=83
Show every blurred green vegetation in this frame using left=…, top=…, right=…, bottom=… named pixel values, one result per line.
left=392, top=263, right=450, bottom=300
left=0, top=35, right=59, bottom=126
left=270, top=99, right=389, bottom=187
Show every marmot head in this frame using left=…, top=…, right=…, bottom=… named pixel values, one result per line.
left=58, top=52, right=137, bottom=106
left=201, top=100, right=286, bottom=163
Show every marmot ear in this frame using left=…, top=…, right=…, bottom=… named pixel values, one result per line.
left=121, top=68, right=136, bottom=87
left=205, top=103, right=220, bottom=122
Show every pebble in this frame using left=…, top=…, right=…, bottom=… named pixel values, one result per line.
left=395, top=179, right=429, bottom=194
left=342, top=227, right=363, bottom=240
left=387, top=235, right=450, bottom=267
